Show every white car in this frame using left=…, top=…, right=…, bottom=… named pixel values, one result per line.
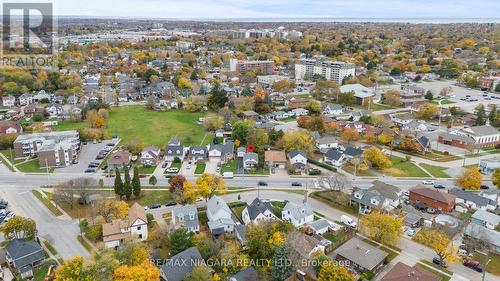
left=406, top=228, right=416, bottom=237
left=166, top=167, right=179, bottom=173
left=422, top=180, right=435, bottom=185
left=195, top=197, right=204, bottom=203
left=186, top=164, right=191, bottom=169
left=4, top=212, right=15, bottom=222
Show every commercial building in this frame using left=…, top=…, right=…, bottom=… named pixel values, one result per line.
left=479, top=157, right=500, bottom=174
left=229, top=58, right=274, bottom=75
left=294, top=58, right=355, bottom=84
left=439, top=125, right=500, bottom=148
left=13, top=130, right=80, bottom=168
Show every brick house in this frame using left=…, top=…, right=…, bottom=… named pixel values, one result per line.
left=409, top=185, right=456, bottom=213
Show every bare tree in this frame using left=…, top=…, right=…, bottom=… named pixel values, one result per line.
left=53, top=177, right=98, bottom=208
left=321, top=173, right=352, bottom=192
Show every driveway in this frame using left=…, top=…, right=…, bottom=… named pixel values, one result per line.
left=205, top=158, right=219, bottom=174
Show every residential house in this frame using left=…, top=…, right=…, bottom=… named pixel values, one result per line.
left=160, top=247, right=205, bottom=281
left=265, top=150, right=287, bottom=169
left=409, top=185, right=456, bottom=213
left=229, top=267, right=258, bottom=281
left=351, top=181, right=402, bottom=213
left=53, top=95, right=65, bottom=104
left=306, top=218, right=342, bottom=235
left=208, top=141, right=234, bottom=163
left=237, top=147, right=246, bottom=158
left=206, top=195, right=235, bottom=235
left=416, top=135, right=432, bottom=153
left=288, top=231, right=326, bottom=258
left=171, top=204, right=200, bottom=233
left=45, top=104, right=63, bottom=118
left=343, top=146, right=363, bottom=160
left=437, top=132, right=475, bottom=148
left=282, top=202, right=314, bottom=227
left=404, top=212, right=423, bottom=228
left=380, top=262, right=440, bottom=281
left=291, top=108, right=309, bottom=117
left=470, top=209, right=500, bottom=230
left=189, top=146, right=208, bottom=162
left=480, top=189, right=500, bottom=205
left=107, top=150, right=132, bottom=171
left=479, top=157, right=500, bottom=174
left=5, top=239, right=46, bottom=279
left=0, top=121, right=22, bottom=135
left=464, top=223, right=500, bottom=253
left=450, top=188, right=497, bottom=212
left=243, top=152, right=259, bottom=170
left=242, top=198, right=277, bottom=224
left=316, top=136, right=339, bottom=153
left=286, top=148, right=307, bottom=171
left=324, top=149, right=346, bottom=166
left=18, top=93, right=33, bottom=106
left=2, top=95, right=16, bottom=107
left=322, top=103, right=343, bottom=116
left=32, top=90, right=52, bottom=103
left=269, top=111, right=289, bottom=120
left=333, top=237, right=388, bottom=273
left=165, top=138, right=185, bottom=162
left=102, top=203, right=148, bottom=248
left=140, top=146, right=161, bottom=166
left=241, top=110, right=260, bottom=121
left=67, top=95, right=78, bottom=105
left=287, top=98, right=309, bottom=109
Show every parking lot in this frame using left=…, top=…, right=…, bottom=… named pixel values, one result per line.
left=55, top=139, right=119, bottom=174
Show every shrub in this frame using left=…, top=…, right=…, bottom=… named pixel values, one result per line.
left=146, top=213, right=155, bottom=225
left=85, top=224, right=102, bottom=242
left=173, top=157, right=181, bottom=163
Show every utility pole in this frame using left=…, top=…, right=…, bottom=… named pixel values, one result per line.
left=482, top=258, right=491, bottom=281
left=45, top=158, right=50, bottom=186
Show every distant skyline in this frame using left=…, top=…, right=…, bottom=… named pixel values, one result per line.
left=1, top=0, right=499, bottom=20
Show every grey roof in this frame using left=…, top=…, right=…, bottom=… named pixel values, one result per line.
left=243, top=152, right=259, bottom=163
left=5, top=239, right=45, bottom=271
left=439, top=132, right=475, bottom=144
left=206, top=195, right=232, bottom=221
left=471, top=209, right=500, bottom=226
left=307, top=218, right=331, bottom=231
left=323, top=103, right=343, bottom=111
left=288, top=148, right=306, bottom=159
left=325, top=149, right=344, bottom=161
left=417, top=135, right=431, bottom=148
left=246, top=198, right=274, bottom=221
left=230, top=267, right=258, bottom=281
left=368, top=180, right=402, bottom=201
left=351, top=189, right=386, bottom=210
left=464, top=223, right=500, bottom=248
left=334, top=237, right=388, bottom=271
left=317, top=136, right=338, bottom=145
left=450, top=189, right=496, bottom=208
left=165, top=145, right=184, bottom=157
left=467, top=125, right=500, bottom=137
left=404, top=212, right=423, bottom=225
left=160, top=247, right=204, bottom=281
left=282, top=202, right=313, bottom=221
left=172, top=205, right=199, bottom=229
left=235, top=224, right=247, bottom=244
left=344, top=146, right=363, bottom=157
left=190, top=146, right=208, bottom=156
left=209, top=141, right=234, bottom=156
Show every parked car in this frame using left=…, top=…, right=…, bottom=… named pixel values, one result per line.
left=165, top=202, right=177, bottom=207
left=139, top=174, right=147, bottom=178
left=101, top=165, right=108, bottom=171
left=434, top=184, right=446, bottom=189
left=480, top=185, right=490, bottom=190
left=291, top=182, right=302, bottom=187
left=150, top=204, right=161, bottom=209
left=432, top=257, right=448, bottom=268
left=186, top=164, right=191, bottom=169
left=162, top=162, right=168, bottom=168
left=258, top=181, right=268, bottom=186
left=463, top=260, right=483, bottom=272
left=84, top=168, right=95, bottom=173
left=195, top=197, right=205, bottom=203
left=422, top=180, right=435, bottom=185
left=72, top=159, right=79, bottom=164
left=3, top=212, right=14, bottom=222
left=406, top=228, right=416, bottom=237
left=165, top=167, right=179, bottom=173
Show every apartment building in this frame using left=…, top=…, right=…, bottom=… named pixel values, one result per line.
left=294, top=58, right=355, bottom=84
left=229, top=58, right=274, bottom=75
left=13, top=130, right=80, bottom=168
left=399, top=84, right=427, bottom=107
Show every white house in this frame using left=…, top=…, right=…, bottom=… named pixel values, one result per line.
left=471, top=209, right=500, bottom=230
left=282, top=202, right=314, bottom=227
left=2, top=95, right=15, bottom=107
left=242, top=198, right=277, bottom=224
left=322, top=103, right=343, bottom=116
left=450, top=188, right=497, bottom=212
left=206, top=195, right=235, bottom=234
left=324, top=149, right=346, bottom=166
left=291, top=108, right=309, bottom=117
left=45, top=104, right=63, bottom=118
left=32, top=90, right=52, bottom=103
left=171, top=205, right=200, bottom=233
left=102, top=203, right=148, bottom=249
left=287, top=149, right=307, bottom=170
left=140, top=146, right=161, bottom=165
left=316, top=136, right=339, bottom=152
left=243, top=152, right=259, bottom=170
left=18, top=93, right=33, bottom=106
left=307, top=218, right=341, bottom=235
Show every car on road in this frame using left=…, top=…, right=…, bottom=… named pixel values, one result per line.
left=258, top=181, right=268, bottom=186
left=291, top=182, right=302, bottom=187
left=165, top=202, right=176, bottom=207
left=463, top=260, right=483, bottom=272
left=72, top=159, right=79, bottom=164
left=150, top=204, right=161, bottom=209
left=195, top=197, right=205, bottom=203
left=422, top=180, right=435, bottom=185
left=406, top=228, right=416, bottom=237
left=139, top=174, right=147, bottom=178
left=434, top=184, right=446, bottom=189
left=84, top=168, right=95, bottom=173
left=165, top=167, right=179, bottom=173
left=3, top=212, right=14, bottom=222
left=432, top=257, right=448, bottom=268
left=480, top=185, right=490, bottom=190
left=101, top=165, right=108, bottom=171
left=186, top=164, right=191, bottom=169
left=162, top=162, right=168, bottom=168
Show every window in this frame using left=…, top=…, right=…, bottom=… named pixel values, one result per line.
left=137, top=226, right=141, bottom=230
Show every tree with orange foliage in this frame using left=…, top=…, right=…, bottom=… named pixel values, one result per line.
left=341, top=128, right=360, bottom=143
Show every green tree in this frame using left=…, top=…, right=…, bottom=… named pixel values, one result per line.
left=271, top=245, right=294, bottom=281
left=184, top=265, right=211, bottom=281
left=207, top=83, right=228, bottom=109
left=1, top=216, right=37, bottom=240
left=114, top=169, right=124, bottom=199
left=425, top=90, right=434, bottom=101
left=149, top=175, right=157, bottom=187
left=132, top=166, right=141, bottom=198
left=475, top=104, right=487, bottom=126
left=166, top=227, right=194, bottom=255
left=489, top=104, right=498, bottom=126
left=124, top=166, right=132, bottom=200
left=492, top=169, right=500, bottom=189
left=337, top=91, right=356, bottom=105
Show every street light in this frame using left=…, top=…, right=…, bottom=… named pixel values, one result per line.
left=482, top=258, right=491, bottom=281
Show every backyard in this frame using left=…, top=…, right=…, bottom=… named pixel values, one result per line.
left=55, top=106, right=210, bottom=147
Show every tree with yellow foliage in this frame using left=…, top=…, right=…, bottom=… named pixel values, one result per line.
left=195, top=173, right=227, bottom=199
left=456, top=166, right=482, bottom=190
left=97, top=200, right=129, bottom=222
left=112, top=261, right=160, bottom=281
left=341, top=128, right=360, bottom=143
left=55, top=256, right=93, bottom=281
left=363, top=147, right=392, bottom=169
left=178, top=77, right=192, bottom=89
left=417, top=103, right=439, bottom=120
left=414, top=228, right=458, bottom=265
left=360, top=212, right=403, bottom=246
left=279, top=131, right=315, bottom=155
left=377, top=134, right=394, bottom=146
left=492, top=169, right=500, bottom=189
left=317, top=260, right=355, bottom=281
left=32, top=123, right=45, bottom=133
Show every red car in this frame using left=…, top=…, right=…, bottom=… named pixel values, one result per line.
left=463, top=260, right=483, bottom=272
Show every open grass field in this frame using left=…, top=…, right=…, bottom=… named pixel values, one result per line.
left=382, top=156, right=429, bottom=177
left=55, top=106, right=209, bottom=147
left=419, top=163, right=450, bottom=178
left=475, top=252, right=500, bottom=276
left=16, top=159, right=54, bottom=173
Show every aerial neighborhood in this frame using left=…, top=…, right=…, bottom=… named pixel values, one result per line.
left=0, top=14, right=499, bottom=281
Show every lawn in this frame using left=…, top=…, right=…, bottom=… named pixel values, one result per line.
left=16, top=159, right=54, bottom=173
left=33, top=264, right=50, bottom=281
left=415, top=262, right=451, bottom=281
left=194, top=163, right=206, bottom=174
left=32, top=190, right=63, bottom=216
left=419, top=259, right=453, bottom=275
left=229, top=202, right=247, bottom=222
left=382, top=156, right=429, bottom=177
left=309, top=191, right=359, bottom=216
left=56, top=106, right=208, bottom=146
left=137, top=165, right=157, bottom=174
left=271, top=200, right=287, bottom=217
left=170, top=162, right=182, bottom=169
left=342, top=164, right=376, bottom=177
left=419, top=163, right=450, bottom=178
left=133, top=190, right=173, bottom=207
left=474, top=252, right=500, bottom=276
left=323, top=231, right=350, bottom=244
left=221, top=160, right=236, bottom=174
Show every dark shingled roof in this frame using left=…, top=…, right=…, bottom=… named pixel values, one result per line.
left=5, top=239, right=45, bottom=272
left=246, top=198, right=274, bottom=221
left=160, top=247, right=204, bottom=281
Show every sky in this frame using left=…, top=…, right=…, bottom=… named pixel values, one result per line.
left=2, top=0, right=500, bottom=19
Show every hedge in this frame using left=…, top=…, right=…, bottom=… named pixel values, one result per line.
left=307, top=159, right=337, bottom=172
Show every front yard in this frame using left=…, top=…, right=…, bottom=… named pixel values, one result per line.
left=381, top=156, right=429, bottom=177
left=419, top=163, right=450, bottom=178
left=221, top=160, right=236, bottom=173
left=194, top=163, right=206, bottom=174
left=16, top=159, right=54, bottom=173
